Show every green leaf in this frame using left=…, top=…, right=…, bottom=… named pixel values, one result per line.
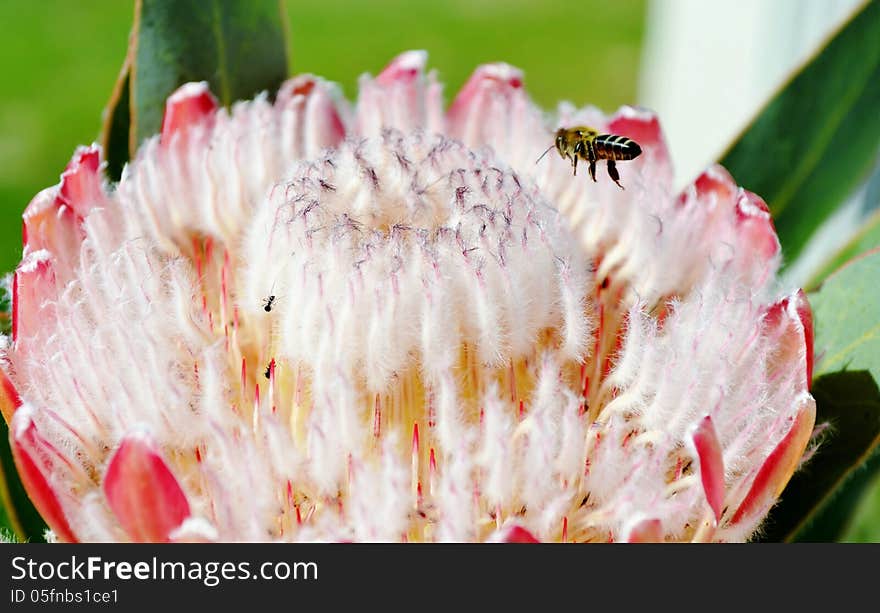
left=757, top=248, right=880, bottom=541
left=812, top=248, right=880, bottom=379
left=806, top=162, right=880, bottom=291
left=839, top=466, right=880, bottom=541
left=101, top=58, right=132, bottom=182
left=102, top=0, right=290, bottom=175
left=807, top=208, right=880, bottom=292
left=758, top=371, right=880, bottom=541
left=719, top=0, right=880, bottom=268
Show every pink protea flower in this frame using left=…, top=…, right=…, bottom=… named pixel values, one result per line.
left=1, top=50, right=814, bottom=543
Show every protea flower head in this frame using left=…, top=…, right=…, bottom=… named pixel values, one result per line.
left=1, top=50, right=815, bottom=543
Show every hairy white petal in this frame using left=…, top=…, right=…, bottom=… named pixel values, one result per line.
left=3, top=55, right=813, bottom=544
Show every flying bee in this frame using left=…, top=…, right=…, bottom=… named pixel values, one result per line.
left=537, top=126, right=642, bottom=189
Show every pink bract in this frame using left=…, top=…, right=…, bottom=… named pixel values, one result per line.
left=2, top=51, right=814, bottom=543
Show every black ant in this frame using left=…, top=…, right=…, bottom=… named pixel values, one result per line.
left=262, top=280, right=278, bottom=312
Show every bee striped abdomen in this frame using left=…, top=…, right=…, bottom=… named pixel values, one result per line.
left=593, top=134, right=642, bottom=161
left=545, top=126, right=642, bottom=188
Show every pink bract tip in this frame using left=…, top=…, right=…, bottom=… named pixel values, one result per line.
left=765, top=289, right=815, bottom=390
left=103, top=433, right=191, bottom=542
left=735, top=189, right=779, bottom=260
left=731, top=398, right=816, bottom=525
left=447, top=63, right=523, bottom=122
left=57, top=145, right=104, bottom=219
left=376, top=50, right=428, bottom=86
left=494, top=525, right=540, bottom=543
left=12, top=251, right=55, bottom=346
left=625, top=518, right=663, bottom=543
left=691, top=415, right=725, bottom=522
left=608, top=107, right=666, bottom=151
left=161, top=82, right=219, bottom=144
left=276, top=75, right=347, bottom=152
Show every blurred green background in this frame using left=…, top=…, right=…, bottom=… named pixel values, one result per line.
left=0, top=0, right=645, bottom=274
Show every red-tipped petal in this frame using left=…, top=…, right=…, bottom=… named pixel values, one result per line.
left=765, top=289, right=815, bottom=391
left=730, top=397, right=816, bottom=525
left=22, top=145, right=105, bottom=258
left=493, top=524, right=540, bottom=543
left=0, top=369, right=22, bottom=424
left=675, top=167, right=780, bottom=286
left=780, top=289, right=814, bottom=386
left=794, top=290, right=815, bottom=385
left=607, top=106, right=667, bottom=155
left=13, top=251, right=56, bottom=346
left=734, top=189, right=779, bottom=262
left=625, top=518, right=663, bottom=543
left=276, top=75, right=346, bottom=157
left=103, top=433, right=191, bottom=542
left=691, top=415, right=725, bottom=522
left=21, top=188, right=83, bottom=265
left=678, top=164, right=737, bottom=208
left=356, top=51, right=431, bottom=136
left=57, top=145, right=104, bottom=220
left=10, top=412, right=78, bottom=542
left=376, top=49, right=427, bottom=86
left=446, top=62, right=524, bottom=141
left=160, top=82, right=219, bottom=144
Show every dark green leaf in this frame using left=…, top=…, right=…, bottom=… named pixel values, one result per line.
left=100, top=0, right=289, bottom=172
left=758, top=371, right=880, bottom=541
left=719, top=0, right=880, bottom=267
left=132, top=0, right=289, bottom=149
left=839, top=463, right=880, bottom=541
left=806, top=161, right=880, bottom=291
left=757, top=248, right=880, bottom=541
left=101, top=58, right=132, bottom=182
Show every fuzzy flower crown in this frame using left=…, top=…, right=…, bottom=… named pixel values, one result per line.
left=1, top=50, right=814, bottom=543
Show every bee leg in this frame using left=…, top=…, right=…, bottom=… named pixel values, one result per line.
left=571, top=154, right=578, bottom=176
left=588, top=160, right=597, bottom=183
left=607, top=160, right=624, bottom=189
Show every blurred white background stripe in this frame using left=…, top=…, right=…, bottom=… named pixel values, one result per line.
left=639, top=0, right=864, bottom=190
